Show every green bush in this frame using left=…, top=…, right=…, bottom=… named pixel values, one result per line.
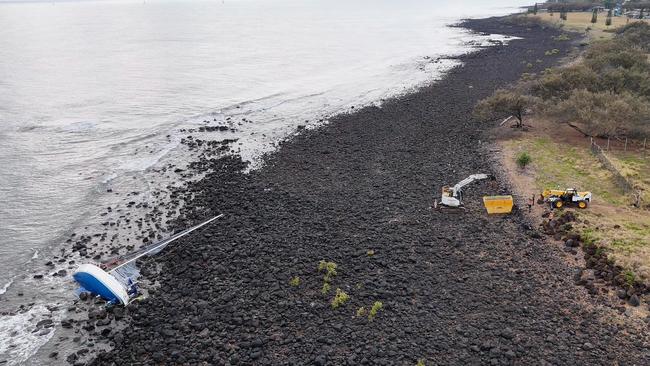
left=331, top=288, right=350, bottom=309
left=289, top=276, right=300, bottom=287
left=623, top=269, right=636, bottom=287
left=533, top=64, right=600, bottom=100
left=549, top=90, right=650, bottom=138
left=368, top=301, right=383, bottom=321
left=616, top=21, right=650, bottom=50
left=318, top=260, right=337, bottom=282
left=516, top=152, right=532, bottom=169
left=321, top=282, right=331, bottom=295
left=356, top=307, right=367, bottom=317
left=584, top=40, right=649, bottom=71
left=474, top=89, right=538, bottom=128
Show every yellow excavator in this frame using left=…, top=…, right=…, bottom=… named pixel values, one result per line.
left=539, top=188, right=592, bottom=209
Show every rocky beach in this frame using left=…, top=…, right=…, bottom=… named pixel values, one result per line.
left=63, top=16, right=650, bottom=365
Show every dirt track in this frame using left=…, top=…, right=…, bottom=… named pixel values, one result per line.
left=91, top=17, right=650, bottom=365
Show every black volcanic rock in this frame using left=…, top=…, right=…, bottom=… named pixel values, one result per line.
left=90, top=16, right=650, bottom=366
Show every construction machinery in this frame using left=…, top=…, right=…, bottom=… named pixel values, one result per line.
left=437, top=174, right=493, bottom=208
left=539, top=188, right=592, bottom=209
left=482, top=195, right=514, bottom=214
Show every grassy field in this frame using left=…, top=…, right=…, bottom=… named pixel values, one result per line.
left=500, top=126, right=650, bottom=282
left=608, top=151, right=650, bottom=204
left=532, top=11, right=649, bottom=39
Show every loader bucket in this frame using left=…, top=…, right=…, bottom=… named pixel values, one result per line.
left=482, top=195, right=514, bottom=214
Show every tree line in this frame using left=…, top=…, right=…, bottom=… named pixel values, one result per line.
left=474, top=22, right=650, bottom=139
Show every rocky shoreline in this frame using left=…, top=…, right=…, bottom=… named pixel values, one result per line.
left=78, top=16, right=650, bottom=365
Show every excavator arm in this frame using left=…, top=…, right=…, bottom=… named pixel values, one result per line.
left=439, top=173, right=492, bottom=208
left=452, top=174, right=491, bottom=197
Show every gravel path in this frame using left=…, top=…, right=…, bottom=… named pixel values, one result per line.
left=91, top=17, right=650, bottom=366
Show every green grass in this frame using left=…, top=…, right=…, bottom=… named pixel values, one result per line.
left=509, top=137, right=628, bottom=205
left=608, top=151, right=650, bottom=204
left=623, top=269, right=637, bottom=287
left=503, top=134, right=650, bottom=282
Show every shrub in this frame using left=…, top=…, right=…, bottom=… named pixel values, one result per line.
left=533, top=64, right=600, bottom=100
left=616, top=21, right=650, bottom=50
left=584, top=41, right=649, bottom=71
left=516, top=152, right=532, bottom=169
left=504, top=14, right=546, bottom=28
left=321, top=282, right=331, bottom=295
left=473, top=89, right=537, bottom=128
left=554, top=34, right=571, bottom=41
left=331, top=288, right=350, bottom=309
left=623, top=269, right=636, bottom=287
left=417, top=359, right=426, bottom=366
left=289, top=276, right=300, bottom=287
left=548, top=89, right=650, bottom=138
left=368, top=301, right=383, bottom=321
left=367, top=249, right=375, bottom=257
left=356, top=307, right=367, bottom=317
left=318, top=260, right=337, bottom=282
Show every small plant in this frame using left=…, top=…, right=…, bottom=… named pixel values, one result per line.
left=356, top=307, right=367, bottom=317
left=554, top=34, right=570, bottom=41
left=331, top=288, right=350, bottom=309
left=623, top=269, right=636, bottom=287
left=516, top=152, right=532, bottom=169
left=318, top=260, right=337, bottom=282
left=289, top=276, right=301, bottom=287
left=417, top=359, right=426, bottom=366
left=368, top=301, right=383, bottom=321
left=581, top=228, right=597, bottom=246
left=544, top=49, right=560, bottom=56
left=321, top=282, right=331, bottom=295
left=526, top=63, right=534, bottom=68
left=367, top=249, right=375, bottom=256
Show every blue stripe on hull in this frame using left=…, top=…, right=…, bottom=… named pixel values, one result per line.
left=73, top=271, right=120, bottom=303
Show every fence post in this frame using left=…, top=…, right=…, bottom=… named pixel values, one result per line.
left=644, top=138, right=647, bottom=150
left=625, top=138, right=628, bottom=152
left=607, top=137, right=610, bottom=151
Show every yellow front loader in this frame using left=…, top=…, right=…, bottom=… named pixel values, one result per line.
left=539, top=188, right=592, bottom=209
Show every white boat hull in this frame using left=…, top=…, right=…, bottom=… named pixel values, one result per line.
left=73, top=263, right=129, bottom=305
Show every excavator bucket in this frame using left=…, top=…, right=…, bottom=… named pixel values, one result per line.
left=482, top=196, right=514, bottom=214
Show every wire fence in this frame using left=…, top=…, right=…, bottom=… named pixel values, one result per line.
left=590, top=137, right=642, bottom=207
left=593, top=136, right=648, bottom=153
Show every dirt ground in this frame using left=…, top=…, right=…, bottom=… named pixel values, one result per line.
left=495, top=117, right=650, bottom=283
left=531, top=11, right=650, bottom=39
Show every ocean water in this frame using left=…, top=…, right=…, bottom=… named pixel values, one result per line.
left=0, top=0, right=530, bottom=364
